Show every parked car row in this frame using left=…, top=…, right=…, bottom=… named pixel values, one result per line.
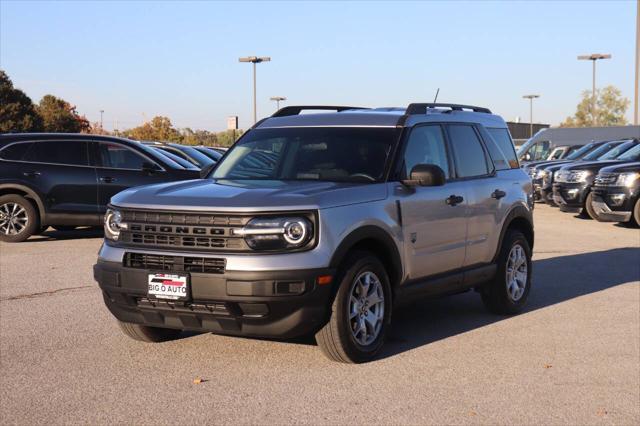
left=0, top=133, right=227, bottom=242
left=523, top=138, right=640, bottom=227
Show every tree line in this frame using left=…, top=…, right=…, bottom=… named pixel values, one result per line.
left=0, top=70, right=242, bottom=147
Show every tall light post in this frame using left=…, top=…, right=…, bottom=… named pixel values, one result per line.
left=578, top=53, right=611, bottom=126
left=522, top=94, right=540, bottom=138
left=100, top=110, right=104, bottom=129
left=239, top=56, right=271, bottom=124
left=270, top=96, right=286, bottom=110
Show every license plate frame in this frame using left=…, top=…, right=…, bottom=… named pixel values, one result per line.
left=147, top=272, right=190, bottom=301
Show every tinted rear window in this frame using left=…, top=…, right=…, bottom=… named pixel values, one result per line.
left=23, top=141, right=89, bottom=166
left=0, top=142, right=33, bottom=161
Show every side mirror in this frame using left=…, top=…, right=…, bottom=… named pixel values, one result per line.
left=402, top=164, right=446, bottom=187
left=142, top=161, right=160, bottom=174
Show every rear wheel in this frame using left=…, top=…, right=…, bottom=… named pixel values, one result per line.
left=315, top=252, right=392, bottom=363
left=0, top=194, right=39, bottom=243
left=117, top=321, right=182, bottom=343
left=584, top=192, right=600, bottom=220
left=481, top=229, right=532, bottom=315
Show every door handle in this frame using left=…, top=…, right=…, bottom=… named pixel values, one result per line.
left=446, top=195, right=464, bottom=206
left=100, top=176, right=116, bottom=183
left=491, top=189, right=506, bottom=200
left=23, top=171, right=41, bottom=177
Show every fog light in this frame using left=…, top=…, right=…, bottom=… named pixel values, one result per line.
left=608, top=193, right=626, bottom=206
left=565, top=188, right=580, bottom=199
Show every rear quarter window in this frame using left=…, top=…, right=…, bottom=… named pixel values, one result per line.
left=0, top=142, right=33, bottom=161
left=485, top=127, right=519, bottom=169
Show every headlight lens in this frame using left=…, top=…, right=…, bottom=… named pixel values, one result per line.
left=556, top=170, right=591, bottom=183
left=234, top=216, right=313, bottom=251
left=104, top=208, right=127, bottom=241
left=615, top=172, right=640, bottom=187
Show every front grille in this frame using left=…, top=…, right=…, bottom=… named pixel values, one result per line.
left=124, top=252, right=226, bottom=274
left=594, top=173, right=618, bottom=186
left=118, top=209, right=251, bottom=252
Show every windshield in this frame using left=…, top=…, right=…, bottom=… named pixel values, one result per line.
left=516, top=139, right=534, bottom=157
left=583, top=142, right=621, bottom=161
left=170, top=144, right=215, bottom=168
left=211, top=127, right=399, bottom=182
left=599, top=141, right=635, bottom=160
left=195, top=147, right=223, bottom=161
left=617, top=144, right=640, bottom=161
left=152, top=147, right=199, bottom=170
left=565, top=143, right=596, bottom=160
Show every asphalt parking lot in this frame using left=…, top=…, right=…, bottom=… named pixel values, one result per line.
left=0, top=203, right=639, bottom=425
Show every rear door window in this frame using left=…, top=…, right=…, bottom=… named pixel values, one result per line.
left=23, top=141, right=89, bottom=166
left=447, top=125, right=491, bottom=178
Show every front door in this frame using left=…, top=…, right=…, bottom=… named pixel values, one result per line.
left=396, top=124, right=467, bottom=280
left=92, top=142, right=167, bottom=213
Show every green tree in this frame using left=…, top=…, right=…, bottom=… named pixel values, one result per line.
left=216, top=129, right=243, bottom=147
left=37, top=95, right=91, bottom=132
left=0, top=70, right=43, bottom=132
left=181, top=128, right=218, bottom=146
left=561, top=85, right=630, bottom=127
left=123, top=116, right=183, bottom=142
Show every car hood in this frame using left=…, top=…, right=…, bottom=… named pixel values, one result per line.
left=598, top=161, right=640, bottom=174
left=110, top=179, right=388, bottom=212
left=561, top=160, right=626, bottom=172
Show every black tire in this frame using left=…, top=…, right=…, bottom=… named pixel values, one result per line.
left=481, top=229, right=532, bottom=315
left=52, top=225, right=77, bottom=231
left=584, top=192, right=600, bottom=220
left=631, top=198, right=640, bottom=227
left=0, top=194, right=39, bottom=243
left=315, top=251, right=392, bottom=363
left=117, top=321, right=182, bottom=343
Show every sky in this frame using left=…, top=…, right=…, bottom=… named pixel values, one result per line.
left=0, top=0, right=637, bottom=131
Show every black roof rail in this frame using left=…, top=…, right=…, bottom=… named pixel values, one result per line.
left=406, top=103, right=492, bottom=114
left=271, top=105, right=368, bottom=117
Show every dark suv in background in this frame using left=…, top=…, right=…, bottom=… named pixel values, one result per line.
left=591, top=162, right=640, bottom=226
left=0, top=133, right=202, bottom=242
left=553, top=141, right=640, bottom=218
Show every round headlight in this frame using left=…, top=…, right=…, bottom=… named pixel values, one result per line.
left=104, top=208, right=126, bottom=241
left=283, top=220, right=308, bottom=245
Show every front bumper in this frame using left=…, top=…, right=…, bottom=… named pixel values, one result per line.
left=590, top=188, right=635, bottom=222
left=94, top=259, right=335, bottom=339
left=552, top=182, right=589, bottom=212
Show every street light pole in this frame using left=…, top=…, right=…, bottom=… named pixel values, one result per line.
left=578, top=53, right=611, bottom=126
left=239, top=56, right=271, bottom=124
left=522, top=95, right=540, bottom=138
left=100, top=110, right=104, bottom=130
left=270, top=96, right=287, bottom=110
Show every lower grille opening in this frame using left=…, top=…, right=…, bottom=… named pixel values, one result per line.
left=124, top=252, right=225, bottom=274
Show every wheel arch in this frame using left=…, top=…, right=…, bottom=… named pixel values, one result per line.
left=0, top=184, right=46, bottom=222
left=329, top=225, right=403, bottom=291
left=492, top=205, right=534, bottom=263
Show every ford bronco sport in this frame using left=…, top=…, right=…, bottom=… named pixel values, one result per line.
left=94, top=104, right=534, bottom=363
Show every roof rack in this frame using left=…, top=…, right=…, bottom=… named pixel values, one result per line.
left=271, top=105, right=368, bottom=117
left=405, top=103, right=492, bottom=114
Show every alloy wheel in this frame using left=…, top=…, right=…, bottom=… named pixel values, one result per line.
left=348, top=271, right=385, bottom=346
left=505, top=244, right=528, bottom=302
left=0, top=202, right=29, bottom=236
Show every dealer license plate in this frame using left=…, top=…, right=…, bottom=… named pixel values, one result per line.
left=148, top=273, right=189, bottom=300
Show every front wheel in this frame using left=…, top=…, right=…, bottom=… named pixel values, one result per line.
left=315, top=252, right=392, bottom=363
left=117, top=321, right=182, bottom=343
left=0, top=194, right=39, bottom=243
left=584, top=192, right=600, bottom=220
left=481, top=230, right=532, bottom=315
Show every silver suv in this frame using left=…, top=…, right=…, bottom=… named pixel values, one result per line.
left=94, top=103, right=534, bottom=363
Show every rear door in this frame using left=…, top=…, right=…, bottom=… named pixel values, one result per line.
left=20, top=140, right=99, bottom=217
left=397, top=124, right=468, bottom=279
left=92, top=141, right=169, bottom=213
left=446, top=124, right=505, bottom=267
